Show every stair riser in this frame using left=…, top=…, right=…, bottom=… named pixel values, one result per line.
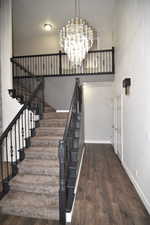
left=31, top=139, right=60, bottom=147
left=11, top=184, right=59, bottom=195
left=25, top=152, right=58, bottom=160
left=36, top=129, right=64, bottom=136
left=19, top=167, right=59, bottom=176
left=43, top=113, right=68, bottom=119
left=44, top=107, right=55, bottom=113
left=40, top=121, right=66, bottom=127
left=1, top=207, right=59, bottom=220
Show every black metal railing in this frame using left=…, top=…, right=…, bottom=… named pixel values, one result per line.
left=11, top=47, right=115, bottom=78
left=0, top=79, right=44, bottom=199
left=58, top=78, right=83, bottom=225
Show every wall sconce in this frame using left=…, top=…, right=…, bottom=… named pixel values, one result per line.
left=123, top=78, right=131, bottom=95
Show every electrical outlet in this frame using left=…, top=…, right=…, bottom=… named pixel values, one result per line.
left=135, top=170, right=138, bottom=177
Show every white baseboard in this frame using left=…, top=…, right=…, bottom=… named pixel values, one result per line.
left=66, top=145, right=85, bottom=223
left=85, top=140, right=112, bottom=144
left=56, top=110, right=69, bottom=113
left=123, top=162, right=150, bottom=214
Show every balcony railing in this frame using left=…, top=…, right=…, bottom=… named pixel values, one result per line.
left=11, top=47, right=115, bottom=78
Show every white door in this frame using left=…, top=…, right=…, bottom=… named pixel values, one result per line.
left=113, top=95, right=123, bottom=162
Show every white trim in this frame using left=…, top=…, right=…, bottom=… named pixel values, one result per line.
left=85, top=140, right=112, bottom=144
left=56, top=110, right=69, bottom=113
left=66, top=145, right=85, bottom=223
left=121, top=94, right=124, bottom=162
left=123, top=162, right=150, bottom=214
left=83, top=81, right=113, bottom=88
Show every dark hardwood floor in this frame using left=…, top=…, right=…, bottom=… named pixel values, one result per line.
left=0, top=215, right=58, bottom=225
left=71, top=144, right=150, bottom=225
left=0, top=144, right=150, bottom=225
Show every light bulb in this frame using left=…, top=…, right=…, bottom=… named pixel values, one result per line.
left=44, top=24, right=52, bottom=32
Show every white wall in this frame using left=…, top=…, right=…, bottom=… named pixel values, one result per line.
left=0, top=0, right=21, bottom=131
left=13, top=34, right=60, bottom=56
left=83, top=82, right=114, bottom=143
left=45, top=75, right=114, bottom=110
left=13, top=31, right=113, bottom=56
left=114, top=0, right=150, bottom=214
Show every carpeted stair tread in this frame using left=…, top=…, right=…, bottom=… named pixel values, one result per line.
left=31, top=136, right=62, bottom=147
left=18, top=159, right=59, bottom=168
left=18, top=159, right=59, bottom=176
left=40, top=119, right=66, bottom=127
left=31, top=136, right=63, bottom=140
left=0, top=191, right=59, bottom=220
left=43, top=112, right=68, bottom=119
left=25, top=146, right=58, bottom=152
left=10, top=174, right=59, bottom=194
left=36, top=127, right=65, bottom=136
left=25, top=147, right=58, bottom=160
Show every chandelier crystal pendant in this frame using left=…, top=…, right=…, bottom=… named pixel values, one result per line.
left=60, top=0, right=94, bottom=66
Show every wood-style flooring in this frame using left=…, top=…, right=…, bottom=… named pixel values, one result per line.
left=0, top=144, right=150, bottom=225
left=71, top=144, right=150, bottom=225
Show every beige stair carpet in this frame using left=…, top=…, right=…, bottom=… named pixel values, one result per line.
left=0, top=107, right=68, bottom=221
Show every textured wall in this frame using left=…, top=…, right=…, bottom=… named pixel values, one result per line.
left=44, top=75, right=114, bottom=110
left=0, top=68, right=2, bottom=134
left=0, top=0, right=21, bottom=132
left=114, top=0, right=150, bottom=214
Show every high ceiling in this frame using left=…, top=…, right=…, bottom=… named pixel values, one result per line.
left=13, top=0, right=115, bottom=41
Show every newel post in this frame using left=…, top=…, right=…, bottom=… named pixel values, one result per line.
left=58, top=140, right=66, bottom=225
left=112, top=47, right=115, bottom=74
left=59, top=51, right=62, bottom=75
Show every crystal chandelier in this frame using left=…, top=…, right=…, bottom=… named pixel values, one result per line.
left=60, top=0, right=94, bottom=66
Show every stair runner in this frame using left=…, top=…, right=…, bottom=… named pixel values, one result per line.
left=0, top=106, right=68, bottom=220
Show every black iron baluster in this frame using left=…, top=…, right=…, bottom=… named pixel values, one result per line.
left=18, top=117, right=21, bottom=152
left=5, top=136, right=9, bottom=178
left=24, top=109, right=27, bottom=145
left=14, top=123, right=17, bottom=163
left=28, top=109, right=30, bottom=137
left=48, top=55, right=50, bottom=76
left=59, top=51, right=62, bottom=75
left=30, top=112, right=33, bottom=136
left=10, top=129, right=13, bottom=168
left=99, top=52, right=102, bottom=73
left=112, top=47, right=115, bottom=73
left=10, top=129, right=17, bottom=177
left=54, top=55, right=56, bottom=75
left=21, top=112, right=25, bottom=160
left=0, top=143, right=4, bottom=193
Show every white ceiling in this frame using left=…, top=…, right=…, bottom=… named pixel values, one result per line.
left=13, top=0, right=115, bottom=41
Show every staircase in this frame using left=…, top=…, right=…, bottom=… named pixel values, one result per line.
left=0, top=107, right=68, bottom=220
left=0, top=61, right=82, bottom=224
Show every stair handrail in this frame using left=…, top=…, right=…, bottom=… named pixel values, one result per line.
left=63, top=78, right=80, bottom=139
left=0, top=80, right=44, bottom=145
left=11, top=47, right=115, bottom=78
left=59, top=78, right=82, bottom=225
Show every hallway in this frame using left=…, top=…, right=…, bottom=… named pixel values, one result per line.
left=0, top=144, right=150, bottom=225
left=71, top=144, right=150, bottom=225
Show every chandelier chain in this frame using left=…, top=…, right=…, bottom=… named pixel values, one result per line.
left=75, top=0, right=80, bottom=17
